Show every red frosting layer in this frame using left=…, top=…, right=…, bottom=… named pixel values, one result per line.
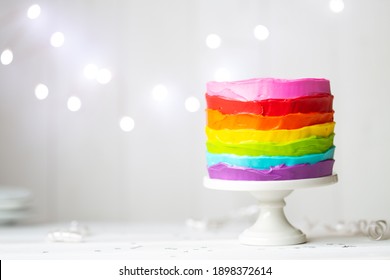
left=206, top=93, right=333, bottom=116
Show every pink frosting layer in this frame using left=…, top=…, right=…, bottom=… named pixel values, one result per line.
left=206, top=78, right=331, bottom=101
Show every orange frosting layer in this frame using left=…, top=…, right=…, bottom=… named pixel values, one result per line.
left=207, top=109, right=334, bottom=130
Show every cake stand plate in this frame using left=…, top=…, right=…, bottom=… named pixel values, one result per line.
left=204, top=174, right=338, bottom=246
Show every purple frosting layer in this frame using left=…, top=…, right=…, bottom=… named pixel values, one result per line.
left=207, top=160, right=334, bottom=181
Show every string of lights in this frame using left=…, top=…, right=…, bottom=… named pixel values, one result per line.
left=1, top=1, right=345, bottom=133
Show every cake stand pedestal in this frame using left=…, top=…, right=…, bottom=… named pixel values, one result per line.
left=204, top=175, right=338, bottom=246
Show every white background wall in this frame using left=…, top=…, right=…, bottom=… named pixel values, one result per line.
left=0, top=0, right=389, bottom=225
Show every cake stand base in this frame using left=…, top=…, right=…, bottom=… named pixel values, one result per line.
left=204, top=175, right=338, bottom=246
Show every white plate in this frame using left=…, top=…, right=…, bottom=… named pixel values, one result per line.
left=0, top=186, right=32, bottom=201
left=0, top=209, right=29, bottom=225
left=0, top=199, right=32, bottom=210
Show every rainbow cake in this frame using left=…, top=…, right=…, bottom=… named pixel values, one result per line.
left=205, top=78, right=335, bottom=181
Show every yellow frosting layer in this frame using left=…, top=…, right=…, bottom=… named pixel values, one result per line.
left=206, top=122, right=335, bottom=144
left=206, top=134, right=335, bottom=156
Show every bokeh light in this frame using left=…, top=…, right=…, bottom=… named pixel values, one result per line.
left=50, top=32, right=65, bottom=48
left=206, top=34, right=221, bottom=49
left=27, top=4, right=41, bottom=19
left=329, top=0, right=345, bottom=13
left=67, top=96, right=82, bottom=112
left=185, top=96, right=200, bottom=112
left=96, top=68, right=112, bottom=84
left=83, top=64, right=99, bottom=80
left=35, top=83, right=49, bottom=100
left=152, top=84, right=168, bottom=101
left=254, top=25, right=270, bottom=41
left=1, top=49, right=13, bottom=65
left=119, top=116, right=135, bottom=132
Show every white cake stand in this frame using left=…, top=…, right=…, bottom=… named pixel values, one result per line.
left=204, top=174, right=338, bottom=246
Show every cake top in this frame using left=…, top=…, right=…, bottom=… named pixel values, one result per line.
left=206, top=77, right=331, bottom=101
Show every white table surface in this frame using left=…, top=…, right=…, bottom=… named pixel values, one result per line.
left=0, top=222, right=389, bottom=260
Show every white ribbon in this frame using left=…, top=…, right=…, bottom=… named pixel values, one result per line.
left=47, top=221, right=90, bottom=243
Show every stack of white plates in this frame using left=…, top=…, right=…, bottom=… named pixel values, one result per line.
left=0, top=186, right=32, bottom=225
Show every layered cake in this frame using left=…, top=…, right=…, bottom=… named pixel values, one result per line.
left=205, top=78, right=335, bottom=181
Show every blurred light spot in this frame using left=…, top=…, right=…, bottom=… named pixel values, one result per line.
left=214, top=68, right=231, bottom=82
left=50, top=32, right=65, bottom=48
left=206, top=34, right=221, bottom=49
left=329, top=0, right=344, bottom=13
left=96, top=68, right=112, bottom=84
left=1, top=49, right=13, bottom=65
left=35, top=83, right=49, bottom=100
left=152, top=84, right=168, bottom=101
left=119, top=116, right=135, bottom=132
left=254, top=25, right=270, bottom=41
left=67, top=96, right=82, bottom=112
left=185, top=96, right=200, bottom=112
left=27, top=4, right=41, bottom=19
left=83, top=64, right=99, bottom=80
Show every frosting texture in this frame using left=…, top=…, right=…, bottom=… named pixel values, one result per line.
left=206, top=134, right=335, bottom=156
left=206, top=146, right=335, bottom=169
left=206, top=78, right=331, bottom=101
left=207, top=109, right=334, bottom=130
left=206, top=122, right=335, bottom=144
left=205, top=77, right=335, bottom=181
left=207, top=160, right=334, bottom=181
left=206, top=93, right=333, bottom=115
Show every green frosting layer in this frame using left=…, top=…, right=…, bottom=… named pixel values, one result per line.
left=206, top=134, right=335, bottom=156
left=206, top=146, right=335, bottom=169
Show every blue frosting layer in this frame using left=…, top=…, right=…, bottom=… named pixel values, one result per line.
left=206, top=146, right=335, bottom=170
